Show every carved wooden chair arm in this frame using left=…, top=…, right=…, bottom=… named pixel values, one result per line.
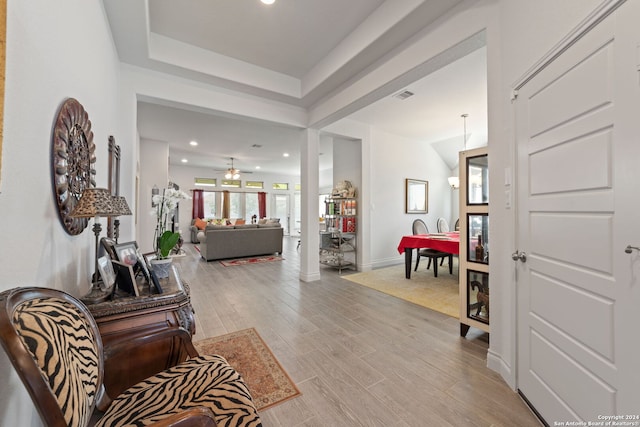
left=102, top=325, right=199, bottom=361
left=96, top=325, right=200, bottom=411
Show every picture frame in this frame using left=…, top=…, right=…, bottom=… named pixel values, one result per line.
left=135, top=248, right=151, bottom=284
left=112, top=260, right=139, bottom=296
left=149, top=269, right=163, bottom=294
left=405, top=179, right=428, bottom=214
left=113, top=241, right=139, bottom=266
left=97, top=256, right=116, bottom=291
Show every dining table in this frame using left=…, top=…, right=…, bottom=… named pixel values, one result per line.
left=397, top=232, right=460, bottom=279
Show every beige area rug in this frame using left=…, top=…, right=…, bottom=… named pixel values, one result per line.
left=342, top=261, right=460, bottom=318
left=194, top=328, right=301, bottom=411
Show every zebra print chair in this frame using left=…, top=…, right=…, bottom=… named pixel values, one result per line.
left=0, top=287, right=262, bottom=427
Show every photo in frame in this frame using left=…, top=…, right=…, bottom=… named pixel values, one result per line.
left=112, top=260, right=139, bottom=296
left=135, top=248, right=151, bottom=284
left=142, top=252, right=164, bottom=294
left=113, top=241, right=139, bottom=266
left=405, top=179, right=428, bottom=214
left=97, top=256, right=116, bottom=291
left=149, top=269, right=163, bottom=294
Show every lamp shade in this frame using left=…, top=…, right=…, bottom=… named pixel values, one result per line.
left=69, top=188, right=120, bottom=218
left=448, top=176, right=460, bottom=189
left=112, top=195, right=132, bottom=216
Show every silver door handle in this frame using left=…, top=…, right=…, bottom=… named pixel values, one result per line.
left=512, top=251, right=527, bottom=262
left=625, top=245, right=640, bottom=254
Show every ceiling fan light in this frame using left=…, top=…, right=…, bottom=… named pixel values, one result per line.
left=225, top=171, right=232, bottom=179
left=233, top=173, right=240, bottom=179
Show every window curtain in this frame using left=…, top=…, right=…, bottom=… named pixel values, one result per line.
left=222, top=190, right=230, bottom=219
left=192, top=189, right=204, bottom=219
left=258, top=192, right=267, bottom=219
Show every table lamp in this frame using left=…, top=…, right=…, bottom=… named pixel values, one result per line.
left=70, top=188, right=127, bottom=304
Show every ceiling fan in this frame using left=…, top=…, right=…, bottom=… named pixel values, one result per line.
left=214, top=157, right=252, bottom=179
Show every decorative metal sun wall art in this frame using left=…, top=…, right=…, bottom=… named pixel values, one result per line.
left=51, top=98, right=96, bottom=235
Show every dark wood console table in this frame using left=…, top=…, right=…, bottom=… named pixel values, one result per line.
left=87, top=265, right=195, bottom=397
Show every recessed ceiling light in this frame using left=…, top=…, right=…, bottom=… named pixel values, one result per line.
left=261, top=0, right=275, bottom=4
left=255, top=166, right=261, bottom=170
left=181, top=158, right=188, bottom=163
left=283, top=153, right=289, bottom=157
left=189, top=140, right=198, bottom=146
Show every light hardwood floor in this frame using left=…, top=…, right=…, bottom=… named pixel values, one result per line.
left=174, top=237, right=542, bottom=427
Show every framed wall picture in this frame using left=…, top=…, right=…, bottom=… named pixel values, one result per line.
left=405, top=179, right=428, bottom=214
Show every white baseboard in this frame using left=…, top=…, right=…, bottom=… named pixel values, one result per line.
left=487, top=348, right=516, bottom=390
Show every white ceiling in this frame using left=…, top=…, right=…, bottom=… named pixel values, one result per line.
left=103, top=0, right=487, bottom=176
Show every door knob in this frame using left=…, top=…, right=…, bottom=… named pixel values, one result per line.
left=625, top=245, right=640, bottom=254
left=512, top=251, right=527, bottom=262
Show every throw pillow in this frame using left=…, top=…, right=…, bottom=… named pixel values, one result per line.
left=194, top=218, right=207, bottom=230
left=235, top=219, right=246, bottom=225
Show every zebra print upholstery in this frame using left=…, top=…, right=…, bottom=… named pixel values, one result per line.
left=12, top=295, right=101, bottom=426
left=0, top=287, right=262, bottom=427
left=96, top=355, right=261, bottom=427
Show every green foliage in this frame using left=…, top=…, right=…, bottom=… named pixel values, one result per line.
left=157, top=230, right=180, bottom=259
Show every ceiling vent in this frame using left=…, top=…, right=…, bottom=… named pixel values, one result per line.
left=393, top=90, right=414, bottom=100
left=251, top=144, right=262, bottom=148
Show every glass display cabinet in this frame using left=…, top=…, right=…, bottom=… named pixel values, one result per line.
left=458, top=147, right=490, bottom=336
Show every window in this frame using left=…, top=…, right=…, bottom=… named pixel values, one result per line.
left=228, top=192, right=242, bottom=219
left=246, top=193, right=259, bottom=220
left=221, top=179, right=241, bottom=188
left=203, top=192, right=217, bottom=219
left=246, top=181, right=263, bottom=189
left=273, top=183, right=288, bottom=190
left=194, top=177, right=216, bottom=187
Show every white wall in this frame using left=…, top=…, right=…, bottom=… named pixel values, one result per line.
left=368, top=127, right=453, bottom=267
left=0, top=1, right=122, bottom=425
left=137, top=139, right=170, bottom=254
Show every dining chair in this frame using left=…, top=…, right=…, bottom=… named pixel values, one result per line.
left=454, top=218, right=460, bottom=231
left=436, top=217, right=450, bottom=232
left=0, top=286, right=262, bottom=427
left=412, top=219, right=452, bottom=277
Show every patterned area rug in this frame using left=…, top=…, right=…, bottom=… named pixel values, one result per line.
left=219, top=255, right=283, bottom=267
left=194, top=328, right=301, bottom=411
left=342, top=259, right=460, bottom=318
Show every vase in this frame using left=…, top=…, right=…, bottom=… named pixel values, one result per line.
left=150, top=257, right=173, bottom=279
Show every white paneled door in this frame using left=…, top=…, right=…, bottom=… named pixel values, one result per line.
left=515, top=1, right=639, bottom=423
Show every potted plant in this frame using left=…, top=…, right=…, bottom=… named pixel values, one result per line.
left=151, top=187, right=190, bottom=278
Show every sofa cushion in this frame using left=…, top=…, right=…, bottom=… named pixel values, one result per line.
left=206, top=224, right=228, bottom=231
left=194, top=218, right=207, bottom=230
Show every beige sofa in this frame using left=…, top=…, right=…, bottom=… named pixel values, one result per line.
left=198, top=223, right=283, bottom=261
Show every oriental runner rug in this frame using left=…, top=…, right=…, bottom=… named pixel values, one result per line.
left=194, top=328, right=301, bottom=411
left=219, top=255, right=284, bottom=267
